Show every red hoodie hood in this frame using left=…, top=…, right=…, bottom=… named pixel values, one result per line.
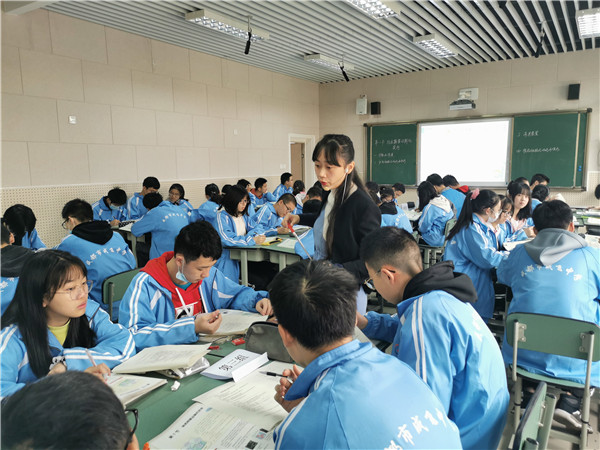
left=141, top=251, right=203, bottom=317
left=250, top=188, right=263, bottom=199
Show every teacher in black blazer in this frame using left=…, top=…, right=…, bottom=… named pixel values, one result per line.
left=283, top=134, right=381, bottom=313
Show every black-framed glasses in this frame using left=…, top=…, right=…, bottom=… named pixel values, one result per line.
left=61, top=219, right=69, bottom=230
left=124, top=408, right=138, bottom=449
left=364, top=270, right=381, bottom=290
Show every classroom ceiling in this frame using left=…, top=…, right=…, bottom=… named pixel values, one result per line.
left=40, top=0, right=600, bottom=84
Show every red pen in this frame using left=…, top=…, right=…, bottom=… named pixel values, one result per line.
left=287, top=223, right=313, bottom=260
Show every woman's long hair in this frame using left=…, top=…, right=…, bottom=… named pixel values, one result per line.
left=2, top=204, right=36, bottom=246
left=507, top=181, right=532, bottom=221
left=447, top=189, right=500, bottom=241
left=293, top=180, right=305, bottom=196
left=219, top=185, right=250, bottom=217
left=2, top=250, right=96, bottom=378
left=312, top=134, right=367, bottom=257
left=417, top=181, right=437, bottom=211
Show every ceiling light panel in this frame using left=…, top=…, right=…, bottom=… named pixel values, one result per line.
left=576, top=7, right=600, bottom=39
left=413, top=33, right=459, bottom=58
left=345, top=0, right=401, bottom=19
left=304, top=54, right=355, bottom=71
left=185, top=9, right=269, bottom=42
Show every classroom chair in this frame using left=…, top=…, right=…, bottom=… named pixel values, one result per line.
left=102, top=268, right=141, bottom=322
left=512, top=381, right=557, bottom=450
left=506, top=312, right=600, bottom=449
left=417, top=218, right=456, bottom=269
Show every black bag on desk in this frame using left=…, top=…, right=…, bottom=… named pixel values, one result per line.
left=245, top=321, right=294, bottom=363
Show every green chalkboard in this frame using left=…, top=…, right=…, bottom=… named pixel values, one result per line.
left=367, top=123, right=417, bottom=185
left=511, top=112, right=588, bottom=187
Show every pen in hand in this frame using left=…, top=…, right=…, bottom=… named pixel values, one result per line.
left=261, top=371, right=289, bottom=378
left=85, top=349, right=108, bottom=381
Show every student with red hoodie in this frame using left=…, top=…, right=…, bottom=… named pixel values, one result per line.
left=249, top=178, right=276, bottom=208
left=119, top=221, right=272, bottom=350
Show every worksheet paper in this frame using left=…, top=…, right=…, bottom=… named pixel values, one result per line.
left=202, top=309, right=267, bottom=337
left=112, top=344, right=211, bottom=374
left=194, top=360, right=292, bottom=429
left=106, top=374, right=166, bottom=406
left=147, top=403, right=275, bottom=450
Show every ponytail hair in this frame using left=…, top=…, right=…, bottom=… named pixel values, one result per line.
left=447, top=189, right=500, bottom=241
left=205, top=183, right=221, bottom=204
left=417, top=181, right=437, bottom=211
left=312, top=134, right=366, bottom=258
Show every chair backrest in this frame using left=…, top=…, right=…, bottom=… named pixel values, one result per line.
left=444, top=217, right=457, bottom=238
left=102, top=268, right=140, bottom=320
left=506, top=312, right=600, bottom=361
left=513, top=382, right=553, bottom=450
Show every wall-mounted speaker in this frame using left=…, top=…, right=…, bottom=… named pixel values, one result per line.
left=567, top=83, right=580, bottom=100
left=370, top=101, right=381, bottom=115
left=356, top=97, right=368, bottom=115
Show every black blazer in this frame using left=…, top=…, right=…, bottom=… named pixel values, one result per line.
left=299, top=188, right=381, bottom=283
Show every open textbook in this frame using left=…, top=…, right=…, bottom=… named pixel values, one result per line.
left=106, top=374, right=166, bottom=406
left=112, top=344, right=211, bottom=374
left=201, top=309, right=268, bottom=337
left=148, top=361, right=294, bottom=449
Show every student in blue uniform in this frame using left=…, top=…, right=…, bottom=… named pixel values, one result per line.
left=358, top=227, right=508, bottom=450
left=417, top=181, right=454, bottom=247
left=1, top=222, right=34, bottom=315
left=531, top=184, right=550, bottom=211
left=56, top=199, right=136, bottom=316
left=1, top=371, right=139, bottom=450
left=444, top=189, right=509, bottom=322
left=92, top=187, right=128, bottom=226
left=498, top=200, right=600, bottom=399
left=2, top=204, right=46, bottom=250
left=192, top=183, right=221, bottom=227
left=491, top=195, right=513, bottom=249
left=530, top=173, right=550, bottom=189
left=506, top=180, right=535, bottom=240
left=379, top=187, right=412, bottom=233
left=0, top=250, right=135, bottom=398
left=131, top=193, right=189, bottom=260
left=252, top=193, right=297, bottom=236
left=215, top=185, right=267, bottom=282
left=272, top=172, right=294, bottom=199
left=127, top=176, right=160, bottom=220
left=271, top=259, right=461, bottom=450
left=236, top=178, right=252, bottom=192
left=119, top=221, right=272, bottom=350
left=168, top=183, right=194, bottom=216
left=249, top=177, right=276, bottom=208
left=441, top=174, right=467, bottom=217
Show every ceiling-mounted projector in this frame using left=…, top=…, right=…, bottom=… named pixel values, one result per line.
left=450, top=87, right=478, bottom=111
left=449, top=98, right=476, bottom=110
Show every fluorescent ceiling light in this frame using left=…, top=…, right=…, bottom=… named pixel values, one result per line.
left=413, top=33, right=459, bottom=58
left=345, top=0, right=401, bottom=19
left=304, top=54, right=355, bottom=71
left=185, top=9, right=269, bottom=42
left=576, top=7, right=600, bottom=39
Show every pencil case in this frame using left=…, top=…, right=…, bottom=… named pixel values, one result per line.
left=245, top=321, right=294, bottom=363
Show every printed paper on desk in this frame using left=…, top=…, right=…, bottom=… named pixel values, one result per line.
left=112, top=344, right=210, bottom=374
left=148, top=403, right=275, bottom=450
left=275, top=238, right=298, bottom=249
left=202, top=349, right=268, bottom=382
left=106, top=374, right=166, bottom=406
left=201, top=309, right=268, bottom=337
left=194, top=360, right=291, bottom=429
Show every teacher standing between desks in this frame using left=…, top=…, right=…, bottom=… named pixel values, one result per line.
left=282, top=134, right=381, bottom=314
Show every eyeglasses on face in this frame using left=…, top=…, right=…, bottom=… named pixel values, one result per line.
left=124, top=408, right=138, bottom=450
left=55, top=280, right=93, bottom=300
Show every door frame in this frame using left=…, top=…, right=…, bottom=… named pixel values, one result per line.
left=288, top=134, right=316, bottom=187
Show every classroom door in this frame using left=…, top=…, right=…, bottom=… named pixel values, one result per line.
left=290, top=143, right=304, bottom=182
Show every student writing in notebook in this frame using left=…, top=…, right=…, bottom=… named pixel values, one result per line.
left=270, top=259, right=461, bottom=449
left=357, top=227, right=508, bottom=450
left=92, top=187, right=128, bottom=226
left=0, top=250, right=135, bottom=398
left=252, top=193, right=297, bottom=235
left=119, top=221, right=272, bottom=350
left=127, top=176, right=160, bottom=220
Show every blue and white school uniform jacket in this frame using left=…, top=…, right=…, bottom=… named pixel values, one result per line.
left=127, top=192, right=147, bottom=220
left=251, top=202, right=281, bottom=236
left=0, top=303, right=135, bottom=398
left=56, top=226, right=136, bottom=313
left=21, top=229, right=46, bottom=250
left=131, top=201, right=190, bottom=260
left=442, top=188, right=466, bottom=218
left=118, top=266, right=267, bottom=350
left=92, top=197, right=128, bottom=222
left=0, top=278, right=18, bottom=315
left=531, top=198, right=542, bottom=210
left=272, top=184, right=292, bottom=200
left=363, top=273, right=508, bottom=450
left=249, top=191, right=276, bottom=207
left=381, top=209, right=413, bottom=233
left=191, top=200, right=220, bottom=227
left=444, top=215, right=509, bottom=321
left=214, top=210, right=265, bottom=282
left=274, top=340, right=461, bottom=450
left=498, top=229, right=600, bottom=386
left=418, top=196, right=454, bottom=247
left=174, top=199, right=194, bottom=217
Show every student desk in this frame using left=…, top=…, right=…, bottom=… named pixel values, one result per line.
left=115, top=221, right=145, bottom=266
left=228, top=236, right=303, bottom=286
left=132, top=342, right=246, bottom=445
